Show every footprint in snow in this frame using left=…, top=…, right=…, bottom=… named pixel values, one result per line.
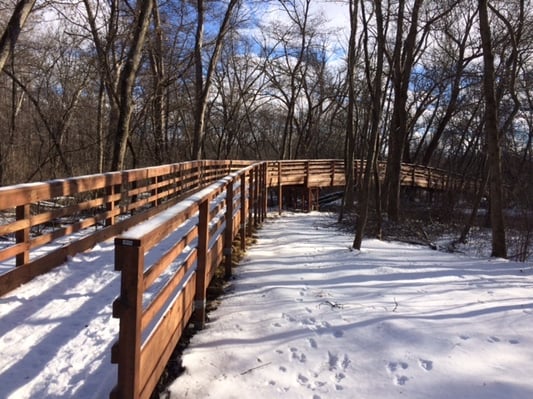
left=333, top=330, right=344, bottom=338
left=387, top=361, right=408, bottom=373
left=297, top=373, right=309, bottom=385
left=487, top=336, right=501, bottom=343
left=328, top=352, right=351, bottom=372
left=290, top=347, right=307, bottom=363
left=418, top=359, right=433, bottom=371
left=394, top=375, right=409, bottom=386
left=282, top=313, right=296, bottom=322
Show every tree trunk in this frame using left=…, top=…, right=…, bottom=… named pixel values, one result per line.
left=149, top=1, right=167, bottom=164
left=192, top=0, right=240, bottom=160
left=0, top=0, right=36, bottom=72
left=343, top=0, right=359, bottom=216
left=353, top=0, right=385, bottom=250
left=111, top=0, right=154, bottom=171
left=383, top=0, right=423, bottom=222
left=478, top=0, right=507, bottom=258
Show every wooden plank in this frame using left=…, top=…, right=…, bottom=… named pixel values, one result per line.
left=143, top=226, right=197, bottom=291
left=0, top=242, right=29, bottom=263
left=0, top=218, right=30, bottom=236
left=138, top=277, right=195, bottom=399
left=141, top=251, right=196, bottom=331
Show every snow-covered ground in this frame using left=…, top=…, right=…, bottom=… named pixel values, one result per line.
left=166, top=212, right=533, bottom=399
left=1, top=212, right=532, bottom=399
left=0, top=241, right=120, bottom=399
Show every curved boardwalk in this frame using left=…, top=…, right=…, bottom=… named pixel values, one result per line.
left=0, top=160, right=484, bottom=399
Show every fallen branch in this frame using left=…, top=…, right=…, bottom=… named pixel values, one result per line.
left=319, top=300, right=345, bottom=309
left=240, top=362, right=271, bottom=375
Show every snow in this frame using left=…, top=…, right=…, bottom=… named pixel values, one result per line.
left=1, top=212, right=532, bottom=399
left=165, top=212, right=533, bottom=399
left=0, top=242, right=120, bottom=399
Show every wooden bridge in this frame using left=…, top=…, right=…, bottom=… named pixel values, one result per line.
left=0, top=159, right=478, bottom=399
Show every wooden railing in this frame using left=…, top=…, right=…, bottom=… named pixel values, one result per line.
left=0, top=159, right=479, bottom=297
left=0, top=158, right=483, bottom=399
left=0, top=160, right=251, bottom=296
left=110, top=162, right=267, bottom=399
left=267, top=159, right=479, bottom=192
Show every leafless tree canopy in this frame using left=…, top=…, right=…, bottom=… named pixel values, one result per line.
left=1, top=0, right=532, bottom=257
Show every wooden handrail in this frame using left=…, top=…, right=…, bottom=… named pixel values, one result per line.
left=0, top=158, right=484, bottom=398
left=109, top=163, right=266, bottom=399
left=0, top=160, right=251, bottom=296
left=0, top=159, right=478, bottom=296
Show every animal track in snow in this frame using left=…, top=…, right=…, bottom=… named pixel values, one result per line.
left=387, top=361, right=409, bottom=386
left=387, top=361, right=408, bottom=373
left=394, top=375, right=409, bottom=386
left=290, top=347, right=307, bottom=363
left=297, top=373, right=309, bottom=385
left=333, top=329, right=344, bottom=338
left=327, top=351, right=351, bottom=372
left=282, top=313, right=296, bottom=322
left=418, top=359, right=433, bottom=371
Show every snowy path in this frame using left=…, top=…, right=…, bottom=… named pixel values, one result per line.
left=166, top=212, right=533, bottom=399
left=1, top=212, right=532, bottom=399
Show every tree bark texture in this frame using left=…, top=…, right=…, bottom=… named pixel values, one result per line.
left=111, top=0, right=155, bottom=171
left=478, top=0, right=507, bottom=258
left=0, top=0, right=36, bottom=72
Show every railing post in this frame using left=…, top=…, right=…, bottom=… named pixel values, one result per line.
left=262, top=162, right=268, bottom=222
left=224, top=180, right=234, bottom=279
left=253, top=165, right=259, bottom=227
left=106, top=179, right=121, bottom=227
left=111, top=238, right=143, bottom=399
left=305, top=161, right=310, bottom=188
left=248, top=168, right=254, bottom=237
left=240, top=173, right=247, bottom=252
left=277, top=161, right=283, bottom=215
left=194, top=198, right=209, bottom=330
left=15, top=204, right=30, bottom=266
left=331, top=160, right=336, bottom=186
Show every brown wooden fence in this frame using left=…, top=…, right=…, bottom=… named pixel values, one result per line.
left=0, top=159, right=478, bottom=297
left=110, top=162, right=267, bottom=399
left=0, top=158, right=482, bottom=399
left=267, top=159, right=480, bottom=192
left=0, top=160, right=251, bottom=296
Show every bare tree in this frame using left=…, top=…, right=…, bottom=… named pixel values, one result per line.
left=478, top=0, right=507, bottom=258
left=353, top=0, right=386, bottom=250
left=111, top=0, right=154, bottom=171
left=382, top=0, right=425, bottom=222
left=191, top=0, right=241, bottom=160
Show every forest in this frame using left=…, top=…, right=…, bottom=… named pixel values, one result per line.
left=0, top=0, right=532, bottom=259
